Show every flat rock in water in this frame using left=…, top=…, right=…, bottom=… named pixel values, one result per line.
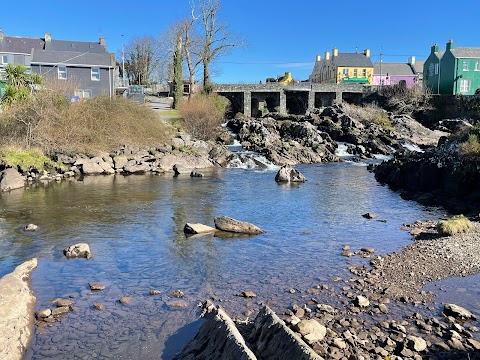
left=214, top=216, right=265, bottom=235
left=89, top=282, right=105, bottom=291
left=24, top=224, right=38, bottom=231
left=183, top=223, right=217, bottom=235
left=0, top=258, right=38, bottom=360
left=444, top=303, right=477, bottom=320
left=64, top=243, right=92, bottom=259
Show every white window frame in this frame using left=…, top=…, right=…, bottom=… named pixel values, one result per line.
left=1, top=55, right=8, bottom=64
left=463, top=61, right=469, bottom=71
left=460, top=79, right=471, bottom=93
left=362, top=69, right=367, bottom=77
left=342, top=68, right=348, bottom=77
left=475, top=61, right=480, bottom=71
left=353, top=68, right=358, bottom=77
left=91, top=67, right=100, bottom=81
left=434, top=63, right=439, bottom=75
left=58, top=66, right=67, bottom=80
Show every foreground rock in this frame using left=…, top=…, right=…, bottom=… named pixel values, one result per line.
left=174, top=302, right=321, bottom=360
left=64, top=243, right=92, bottom=259
left=275, top=165, right=307, bottom=183
left=0, top=168, right=25, bottom=192
left=444, top=303, right=477, bottom=321
left=0, top=258, right=38, bottom=360
left=173, top=301, right=257, bottom=360
left=214, top=216, right=265, bottom=235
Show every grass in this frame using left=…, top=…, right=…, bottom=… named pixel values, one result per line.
left=437, top=215, right=473, bottom=237
left=459, top=133, right=480, bottom=160
left=0, top=147, right=66, bottom=173
left=342, top=102, right=394, bottom=131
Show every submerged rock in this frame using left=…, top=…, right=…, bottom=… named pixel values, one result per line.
left=183, top=223, right=217, bottom=235
left=214, top=216, right=265, bottom=235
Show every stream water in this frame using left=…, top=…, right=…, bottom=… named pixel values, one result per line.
left=0, top=163, right=478, bottom=359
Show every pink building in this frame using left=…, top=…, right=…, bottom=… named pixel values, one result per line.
left=373, top=57, right=424, bottom=88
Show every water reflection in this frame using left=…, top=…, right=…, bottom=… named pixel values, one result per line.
left=0, top=164, right=448, bottom=359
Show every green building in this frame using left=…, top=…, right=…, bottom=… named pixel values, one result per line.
left=424, top=39, right=480, bottom=95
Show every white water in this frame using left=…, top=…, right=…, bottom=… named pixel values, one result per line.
left=401, top=141, right=424, bottom=153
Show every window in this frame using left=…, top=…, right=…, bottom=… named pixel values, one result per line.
left=463, top=61, right=469, bottom=71
left=434, top=63, right=439, bottom=75
left=58, top=66, right=67, bottom=80
left=74, top=90, right=92, bottom=99
left=91, top=67, right=100, bottom=81
left=353, top=68, right=358, bottom=77
left=362, top=69, right=366, bottom=77
left=1, top=55, right=8, bottom=64
left=460, top=79, right=471, bottom=93
left=476, top=62, right=480, bottom=71
left=342, top=68, right=348, bottom=77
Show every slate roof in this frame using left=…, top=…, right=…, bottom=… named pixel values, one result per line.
left=0, top=36, right=45, bottom=54
left=450, top=48, right=480, bottom=58
left=373, top=63, right=414, bottom=76
left=411, top=60, right=425, bottom=74
left=334, top=53, right=373, bottom=67
left=45, top=39, right=107, bottom=54
left=32, top=50, right=112, bottom=67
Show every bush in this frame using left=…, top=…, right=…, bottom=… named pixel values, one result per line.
left=179, top=95, right=226, bottom=141
left=0, top=79, right=172, bottom=154
left=459, top=133, right=480, bottom=159
left=437, top=215, right=473, bottom=237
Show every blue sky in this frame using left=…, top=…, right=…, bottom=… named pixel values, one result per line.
left=2, top=0, right=480, bottom=83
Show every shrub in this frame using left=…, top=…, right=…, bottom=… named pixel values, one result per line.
left=0, top=78, right=172, bottom=154
left=342, top=102, right=393, bottom=130
left=437, top=215, right=473, bottom=237
left=459, top=133, right=480, bottom=159
left=179, top=95, right=226, bottom=141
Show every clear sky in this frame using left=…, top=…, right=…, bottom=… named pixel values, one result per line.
left=2, top=0, right=480, bottom=84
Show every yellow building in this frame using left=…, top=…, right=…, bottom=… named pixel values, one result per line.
left=309, top=48, right=374, bottom=85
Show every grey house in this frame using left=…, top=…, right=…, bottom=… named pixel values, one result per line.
left=0, top=30, right=115, bottom=99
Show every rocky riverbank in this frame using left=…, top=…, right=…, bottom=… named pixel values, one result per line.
left=226, top=104, right=447, bottom=165
left=177, top=220, right=480, bottom=359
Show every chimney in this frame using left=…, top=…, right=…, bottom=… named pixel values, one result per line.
left=431, top=43, right=439, bottom=54
left=325, top=51, right=330, bottom=60
left=99, top=37, right=106, bottom=47
left=0, top=29, right=4, bottom=40
left=408, top=56, right=416, bottom=65
left=316, top=54, right=321, bottom=62
left=364, top=49, right=370, bottom=57
left=446, top=39, right=454, bottom=51
left=332, top=48, right=338, bottom=57
left=45, top=33, right=51, bottom=42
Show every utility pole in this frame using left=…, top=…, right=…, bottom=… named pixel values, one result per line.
left=379, top=51, right=383, bottom=91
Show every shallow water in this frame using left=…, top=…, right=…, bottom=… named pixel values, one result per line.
left=0, top=163, right=471, bottom=359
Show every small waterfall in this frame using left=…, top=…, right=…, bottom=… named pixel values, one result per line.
left=400, top=140, right=424, bottom=153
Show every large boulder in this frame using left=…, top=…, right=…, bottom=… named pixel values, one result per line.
left=443, top=303, right=477, bottom=321
left=251, top=306, right=322, bottom=360
left=275, top=165, right=307, bottom=183
left=173, top=301, right=257, bottom=360
left=77, top=159, right=105, bottom=175
left=214, top=216, right=265, bottom=235
left=0, top=258, right=38, bottom=360
left=0, top=168, right=25, bottom=191
left=64, top=243, right=92, bottom=259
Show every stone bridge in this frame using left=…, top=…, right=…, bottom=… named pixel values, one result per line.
left=214, top=82, right=370, bottom=117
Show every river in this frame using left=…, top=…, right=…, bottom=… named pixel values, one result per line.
left=0, top=163, right=475, bottom=359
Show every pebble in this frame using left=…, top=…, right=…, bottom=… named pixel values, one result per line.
left=149, top=290, right=161, bottom=295
left=171, top=290, right=184, bottom=298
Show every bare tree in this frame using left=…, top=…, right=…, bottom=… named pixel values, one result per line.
left=125, top=36, right=159, bottom=85
left=193, top=0, right=244, bottom=94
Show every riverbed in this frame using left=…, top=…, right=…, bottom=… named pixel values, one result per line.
left=0, top=163, right=475, bottom=359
